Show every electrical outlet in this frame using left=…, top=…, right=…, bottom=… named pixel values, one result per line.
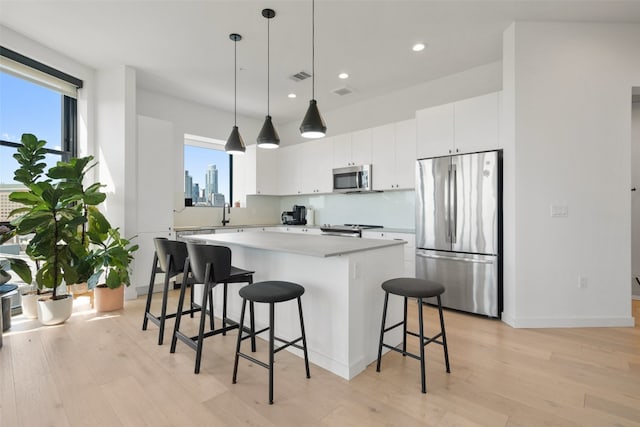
left=578, top=276, right=588, bottom=289
left=551, top=205, right=569, bottom=217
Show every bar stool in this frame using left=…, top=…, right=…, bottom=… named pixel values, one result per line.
left=232, top=281, right=310, bottom=405
left=170, top=243, right=254, bottom=374
left=142, top=238, right=201, bottom=345
left=376, top=278, right=450, bottom=393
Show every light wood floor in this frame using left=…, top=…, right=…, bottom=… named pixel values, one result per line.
left=1, top=292, right=639, bottom=427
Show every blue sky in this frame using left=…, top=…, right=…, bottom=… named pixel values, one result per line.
left=0, top=71, right=62, bottom=184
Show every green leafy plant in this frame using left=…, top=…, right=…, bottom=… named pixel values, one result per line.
left=86, top=208, right=138, bottom=289
left=8, top=133, right=106, bottom=299
left=0, top=225, right=32, bottom=284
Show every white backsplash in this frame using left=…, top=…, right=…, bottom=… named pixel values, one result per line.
left=174, top=191, right=415, bottom=229
left=279, top=190, right=415, bottom=229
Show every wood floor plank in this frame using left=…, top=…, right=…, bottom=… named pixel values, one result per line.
left=2, top=293, right=638, bottom=427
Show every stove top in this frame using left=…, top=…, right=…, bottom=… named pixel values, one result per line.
left=319, top=224, right=383, bottom=237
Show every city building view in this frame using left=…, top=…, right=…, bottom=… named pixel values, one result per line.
left=184, top=158, right=229, bottom=207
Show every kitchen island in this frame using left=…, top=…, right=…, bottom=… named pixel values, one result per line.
left=185, top=231, right=405, bottom=380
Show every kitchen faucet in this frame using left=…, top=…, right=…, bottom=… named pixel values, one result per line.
left=221, top=202, right=230, bottom=226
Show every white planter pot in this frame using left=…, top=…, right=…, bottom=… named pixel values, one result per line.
left=21, top=292, right=39, bottom=319
left=37, top=295, right=73, bottom=325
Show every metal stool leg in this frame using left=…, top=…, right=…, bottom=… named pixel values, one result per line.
left=170, top=259, right=191, bottom=353
left=248, top=277, right=256, bottom=352
left=249, top=301, right=256, bottom=352
left=402, top=296, right=408, bottom=356
left=418, top=297, right=426, bottom=393
left=194, top=278, right=211, bottom=374
left=232, top=297, right=248, bottom=384
left=142, top=253, right=159, bottom=330
left=157, top=254, right=173, bottom=345
left=437, top=295, right=451, bottom=373
left=222, top=283, right=228, bottom=334
left=298, top=297, right=311, bottom=379
left=268, top=302, right=275, bottom=404
left=189, top=274, right=195, bottom=318
left=208, top=285, right=215, bottom=331
left=376, top=291, right=390, bottom=372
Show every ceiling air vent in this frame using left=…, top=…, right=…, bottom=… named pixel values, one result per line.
left=331, top=86, right=353, bottom=96
left=290, top=71, right=311, bottom=82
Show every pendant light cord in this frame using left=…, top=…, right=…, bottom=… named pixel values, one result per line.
left=234, top=38, right=237, bottom=126
left=312, top=0, right=315, bottom=100
left=267, top=16, right=270, bottom=116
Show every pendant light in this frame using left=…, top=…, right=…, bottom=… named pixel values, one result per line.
left=299, top=0, right=327, bottom=138
left=257, top=8, right=280, bottom=149
left=225, top=33, right=246, bottom=155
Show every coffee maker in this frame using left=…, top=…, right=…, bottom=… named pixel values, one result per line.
left=281, top=205, right=307, bottom=225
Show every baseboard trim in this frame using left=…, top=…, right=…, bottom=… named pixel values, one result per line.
left=501, top=314, right=634, bottom=328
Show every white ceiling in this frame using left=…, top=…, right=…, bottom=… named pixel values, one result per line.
left=1, top=1, right=639, bottom=125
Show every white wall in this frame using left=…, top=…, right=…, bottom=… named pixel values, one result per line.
left=632, top=101, right=640, bottom=298
left=502, top=22, right=640, bottom=327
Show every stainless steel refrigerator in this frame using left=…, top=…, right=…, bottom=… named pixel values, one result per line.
left=415, top=150, right=502, bottom=318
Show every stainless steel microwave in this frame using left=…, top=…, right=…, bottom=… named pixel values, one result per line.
left=332, top=164, right=372, bottom=193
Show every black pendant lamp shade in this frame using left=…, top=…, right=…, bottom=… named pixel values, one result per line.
left=257, top=8, right=280, bottom=149
left=225, top=33, right=246, bottom=155
left=300, top=99, right=326, bottom=138
left=300, top=0, right=326, bottom=139
left=257, top=115, right=279, bottom=148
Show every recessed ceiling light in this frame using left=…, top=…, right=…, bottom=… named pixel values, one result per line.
left=338, top=72, right=349, bottom=79
left=288, top=93, right=297, bottom=98
left=412, top=43, right=426, bottom=52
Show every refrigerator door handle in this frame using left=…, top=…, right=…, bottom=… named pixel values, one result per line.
left=451, top=164, right=457, bottom=244
left=446, top=165, right=452, bottom=243
left=416, top=251, right=495, bottom=265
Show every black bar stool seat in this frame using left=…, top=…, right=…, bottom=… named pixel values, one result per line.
left=232, top=281, right=310, bottom=405
left=376, top=278, right=451, bottom=393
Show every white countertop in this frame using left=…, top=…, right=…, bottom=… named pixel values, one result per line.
left=184, top=231, right=406, bottom=258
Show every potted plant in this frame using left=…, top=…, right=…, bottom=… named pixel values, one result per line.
left=9, top=133, right=106, bottom=324
left=0, top=225, right=32, bottom=285
left=0, top=224, right=35, bottom=317
left=86, top=212, right=138, bottom=312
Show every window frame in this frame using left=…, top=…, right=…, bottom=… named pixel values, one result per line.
left=0, top=47, right=80, bottom=165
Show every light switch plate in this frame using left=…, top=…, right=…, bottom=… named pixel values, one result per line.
left=550, top=205, right=569, bottom=217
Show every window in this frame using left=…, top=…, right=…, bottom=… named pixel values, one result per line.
left=184, top=134, right=232, bottom=207
left=0, top=47, right=81, bottom=223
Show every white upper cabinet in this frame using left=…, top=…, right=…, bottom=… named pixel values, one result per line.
left=416, top=91, right=500, bottom=158
left=453, top=91, right=500, bottom=155
left=277, top=144, right=303, bottom=195
left=351, top=128, right=373, bottom=166
left=371, top=123, right=395, bottom=190
left=300, top=139, right=332, bottom=194
left=394, top=119, right=417, bottom=189
left=372, top=119, right=416, bottom=190
left=332, top=130, right=372, bottom=168
left=331, top=133, right=353, bottom=168
left=233, top=144, right=278, bottom=206
left=277, top=141, right=332, bottom=196
left=416, top=102, right=454, bottom=158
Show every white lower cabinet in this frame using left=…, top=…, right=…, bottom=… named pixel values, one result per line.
left=214, top=227, right=247, bottom=234
left=361, top=231, right=415, bottom=277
